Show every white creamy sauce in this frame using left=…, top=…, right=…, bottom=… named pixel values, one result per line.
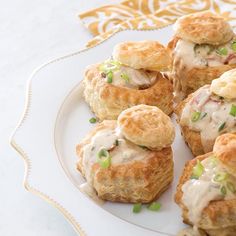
left=174, top=38, right=236, bottom=69
left=79, top=182, right=104, bottom=205
left=111, top=65, right=157, bottom=89
left=80, top=127, right=149, bottom=197
left=182, top=157, right=236, bottom=228
left=173, top=38, right=236, bottom=100
left=174, top=40, right=206, bottom=69
left=180, top=85, right=236, bottom=152
left=82, top=128, right=120, bottom=185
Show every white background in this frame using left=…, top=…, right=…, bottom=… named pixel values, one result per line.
left=1, top=1, right=120, bottom=235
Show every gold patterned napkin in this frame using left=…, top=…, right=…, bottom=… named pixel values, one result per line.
left=79, top=0, right=236, bottom=47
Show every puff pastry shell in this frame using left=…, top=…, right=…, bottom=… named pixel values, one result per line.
left=168, top=37, right=236, bottom=100
left=175, top=134, right=236, bottom=236
left=83, top=64, right=173, bottom=120
left=76, top=105, right=174, bottom=203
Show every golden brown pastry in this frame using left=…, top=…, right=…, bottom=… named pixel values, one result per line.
left=76, top=105, right=175, bottom=203
left=213, top=133, right=236, bottom=177
left=175, top=133, right=236, bottom=236
left=174, top=11, right=233, bottom=46
left=83, top=41, right=173, bottom=120
left=168, top=11, right=236, bottom=101
left=118, top=105, right=175, bottom=150
left=113, top=41, right=172, bottom=71
left=175, top=69, right=236, bottom=156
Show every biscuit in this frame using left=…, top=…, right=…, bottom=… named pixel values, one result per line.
left=83, top=64, right=173, bottom=120
left=118, top=105, right=175, bottom=150
left=210, top=69, right=236, bottom=99
left=174, top=11, right=234, bottom=45
left=112, top=41, right=172, bottom=71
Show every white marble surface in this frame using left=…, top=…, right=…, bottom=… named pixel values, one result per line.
left=0, top=1, right=121, bottom=235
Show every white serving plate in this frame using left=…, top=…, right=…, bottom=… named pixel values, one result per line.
left=11, top=26, right=194, bottom=236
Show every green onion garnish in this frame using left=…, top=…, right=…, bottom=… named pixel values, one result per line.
left=229, top=104, right=236, bottom=117
left=209, top=156, right=218, bottom=167
left=147, top=202, right=161, bottom=212
left=192, top=160, right=204, bottom=178
left=227, top=182, right=236, bottom=193
left=89, top=117, right=97, bottom=124
left=231, top=41, right=236, bottom=51
left=218, top=122, right=226, bottom=132
left=220, top=186, right=227, bottom=195
left=109, top=60, right=121, bottom=67
left=190, top=175, right=199, bottom=180
left=216, top=47, right=228, bottom=56
left=213, top=172, right=228, bottom=182
left=97, top=149, right=111, bottom=169
left=107, top=71, right=113, bottom=83
left=191, top=111, right=201, bottom=122
left=121, top=72, right=130, bottom=83
left=99, top=60, right=121, bottom=72
left=133, top=203, right=142, bottom=213
left=115, top=140, right=119, bottom=146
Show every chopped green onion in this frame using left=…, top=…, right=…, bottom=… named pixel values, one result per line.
left=227, top=182, right=236, bottom=194
left=192, top=160, right=204, bottom=178
left=231, top=41, right=236, bottom=51
left=107, top=71, right=113, bottom=83
left=209, top=156, right=218, bottom=167
left=115, top=140, right=119, bottom=146
left=190, top=175, right=199, bottom=180
left=218, top=122, right=226, bottom=132
left=213, top=172, right=228, bottom=182
left=191, top=111, right=201, bottom=122
left=201, top=112, right=207, bottom=120
left=97, top=149, right=111, bottom=169
left=121, top=72, right=130, bottom=83
left=133, top=203, right=142, bottom=213
left=109, top=60, right=121, bottom=68
left=99, top=60, right=121, bottom=74
left=220, top=186, right=227, bottom=195
left=216, top=47, right=228, bottom=56
left=147, top=202, right=161, bottom=211
left=229, top=104, right=236, bottom=117
left=89, top=117, right=97, bottom=124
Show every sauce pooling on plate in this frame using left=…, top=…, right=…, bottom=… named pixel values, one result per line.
left=180, top=85, right=236, bottom=152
